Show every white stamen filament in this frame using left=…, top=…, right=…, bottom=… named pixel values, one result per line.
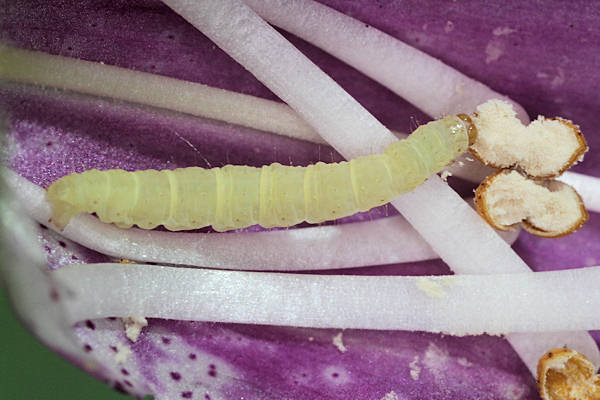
left=54, top=262, right=600, bottom=335
left=0, top=44, right=324, bottom=144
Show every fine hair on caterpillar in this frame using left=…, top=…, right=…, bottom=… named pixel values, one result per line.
left=46, top=115, right=475, bottom=232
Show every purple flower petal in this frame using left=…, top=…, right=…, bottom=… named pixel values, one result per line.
left=2, top=0, right=599, bottom=398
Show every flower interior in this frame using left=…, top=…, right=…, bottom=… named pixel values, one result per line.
left=1, top=1, right=600, bottom=399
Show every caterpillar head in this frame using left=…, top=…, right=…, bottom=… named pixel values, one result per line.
left=46, top=176, right=80, bottom=231
left=469, top=100, right=588, bottom=178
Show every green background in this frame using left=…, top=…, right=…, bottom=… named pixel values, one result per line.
left=0, top=287, right=147, bottom=399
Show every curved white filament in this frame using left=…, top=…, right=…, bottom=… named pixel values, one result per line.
left=2, top=169, right=520, bottom=270
left=55, top=262, right=600, bottom=335
left=0, top=44, right=324, bottom=144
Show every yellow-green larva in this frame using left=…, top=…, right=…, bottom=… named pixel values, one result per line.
left=46, top=115, right=475, bottom=232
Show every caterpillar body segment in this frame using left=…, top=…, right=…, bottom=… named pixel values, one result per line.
left=46, top=115, right=472, bottom=232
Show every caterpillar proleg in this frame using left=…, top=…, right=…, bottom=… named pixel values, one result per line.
left=47, top=115, right=475, bottom=232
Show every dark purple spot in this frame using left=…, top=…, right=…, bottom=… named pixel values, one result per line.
left=121, top=368, right=129, bottom=376
left=85, top=320, right=96, bottom=330
left=58, top=240, right=66, bottom=248
left=49, top=288, right=60, bottom=302
left=113, top=382, right=128, bottom=395
left=181, top=392, right=193, bottom=398
left=108, top=317, right=117, bottom=320
left=44, top=245, right=51, bottom=253
left=188, top=353, right=197, bottom=360
left=71, top=255, right=78, bottom=260
left=161, top=337, right=171, bottom=345
left=124, top=380, right=133, bottom=387
left=167, top=34, right=174, bottom=39
left=83, top=344, right=92, bottom=352
left=39, top=224, right=48, bottom=230
left=204, top=395, right=211, bottom=400
left=207, top=370, right=217, bottom=378
left=46, top=141, right=52, bottom=147
left=109, top=345, right=118, bottom=353
left=209, top=364, right=215, bottom=369
left=170, top=371, right=182, bottom=381
left=301, top=373, right=307, bottom=377
left=332, top=372, right=339, bottom=378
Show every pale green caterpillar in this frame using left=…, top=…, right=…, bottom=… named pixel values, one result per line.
left=47, top=115, right=476, bottom=232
